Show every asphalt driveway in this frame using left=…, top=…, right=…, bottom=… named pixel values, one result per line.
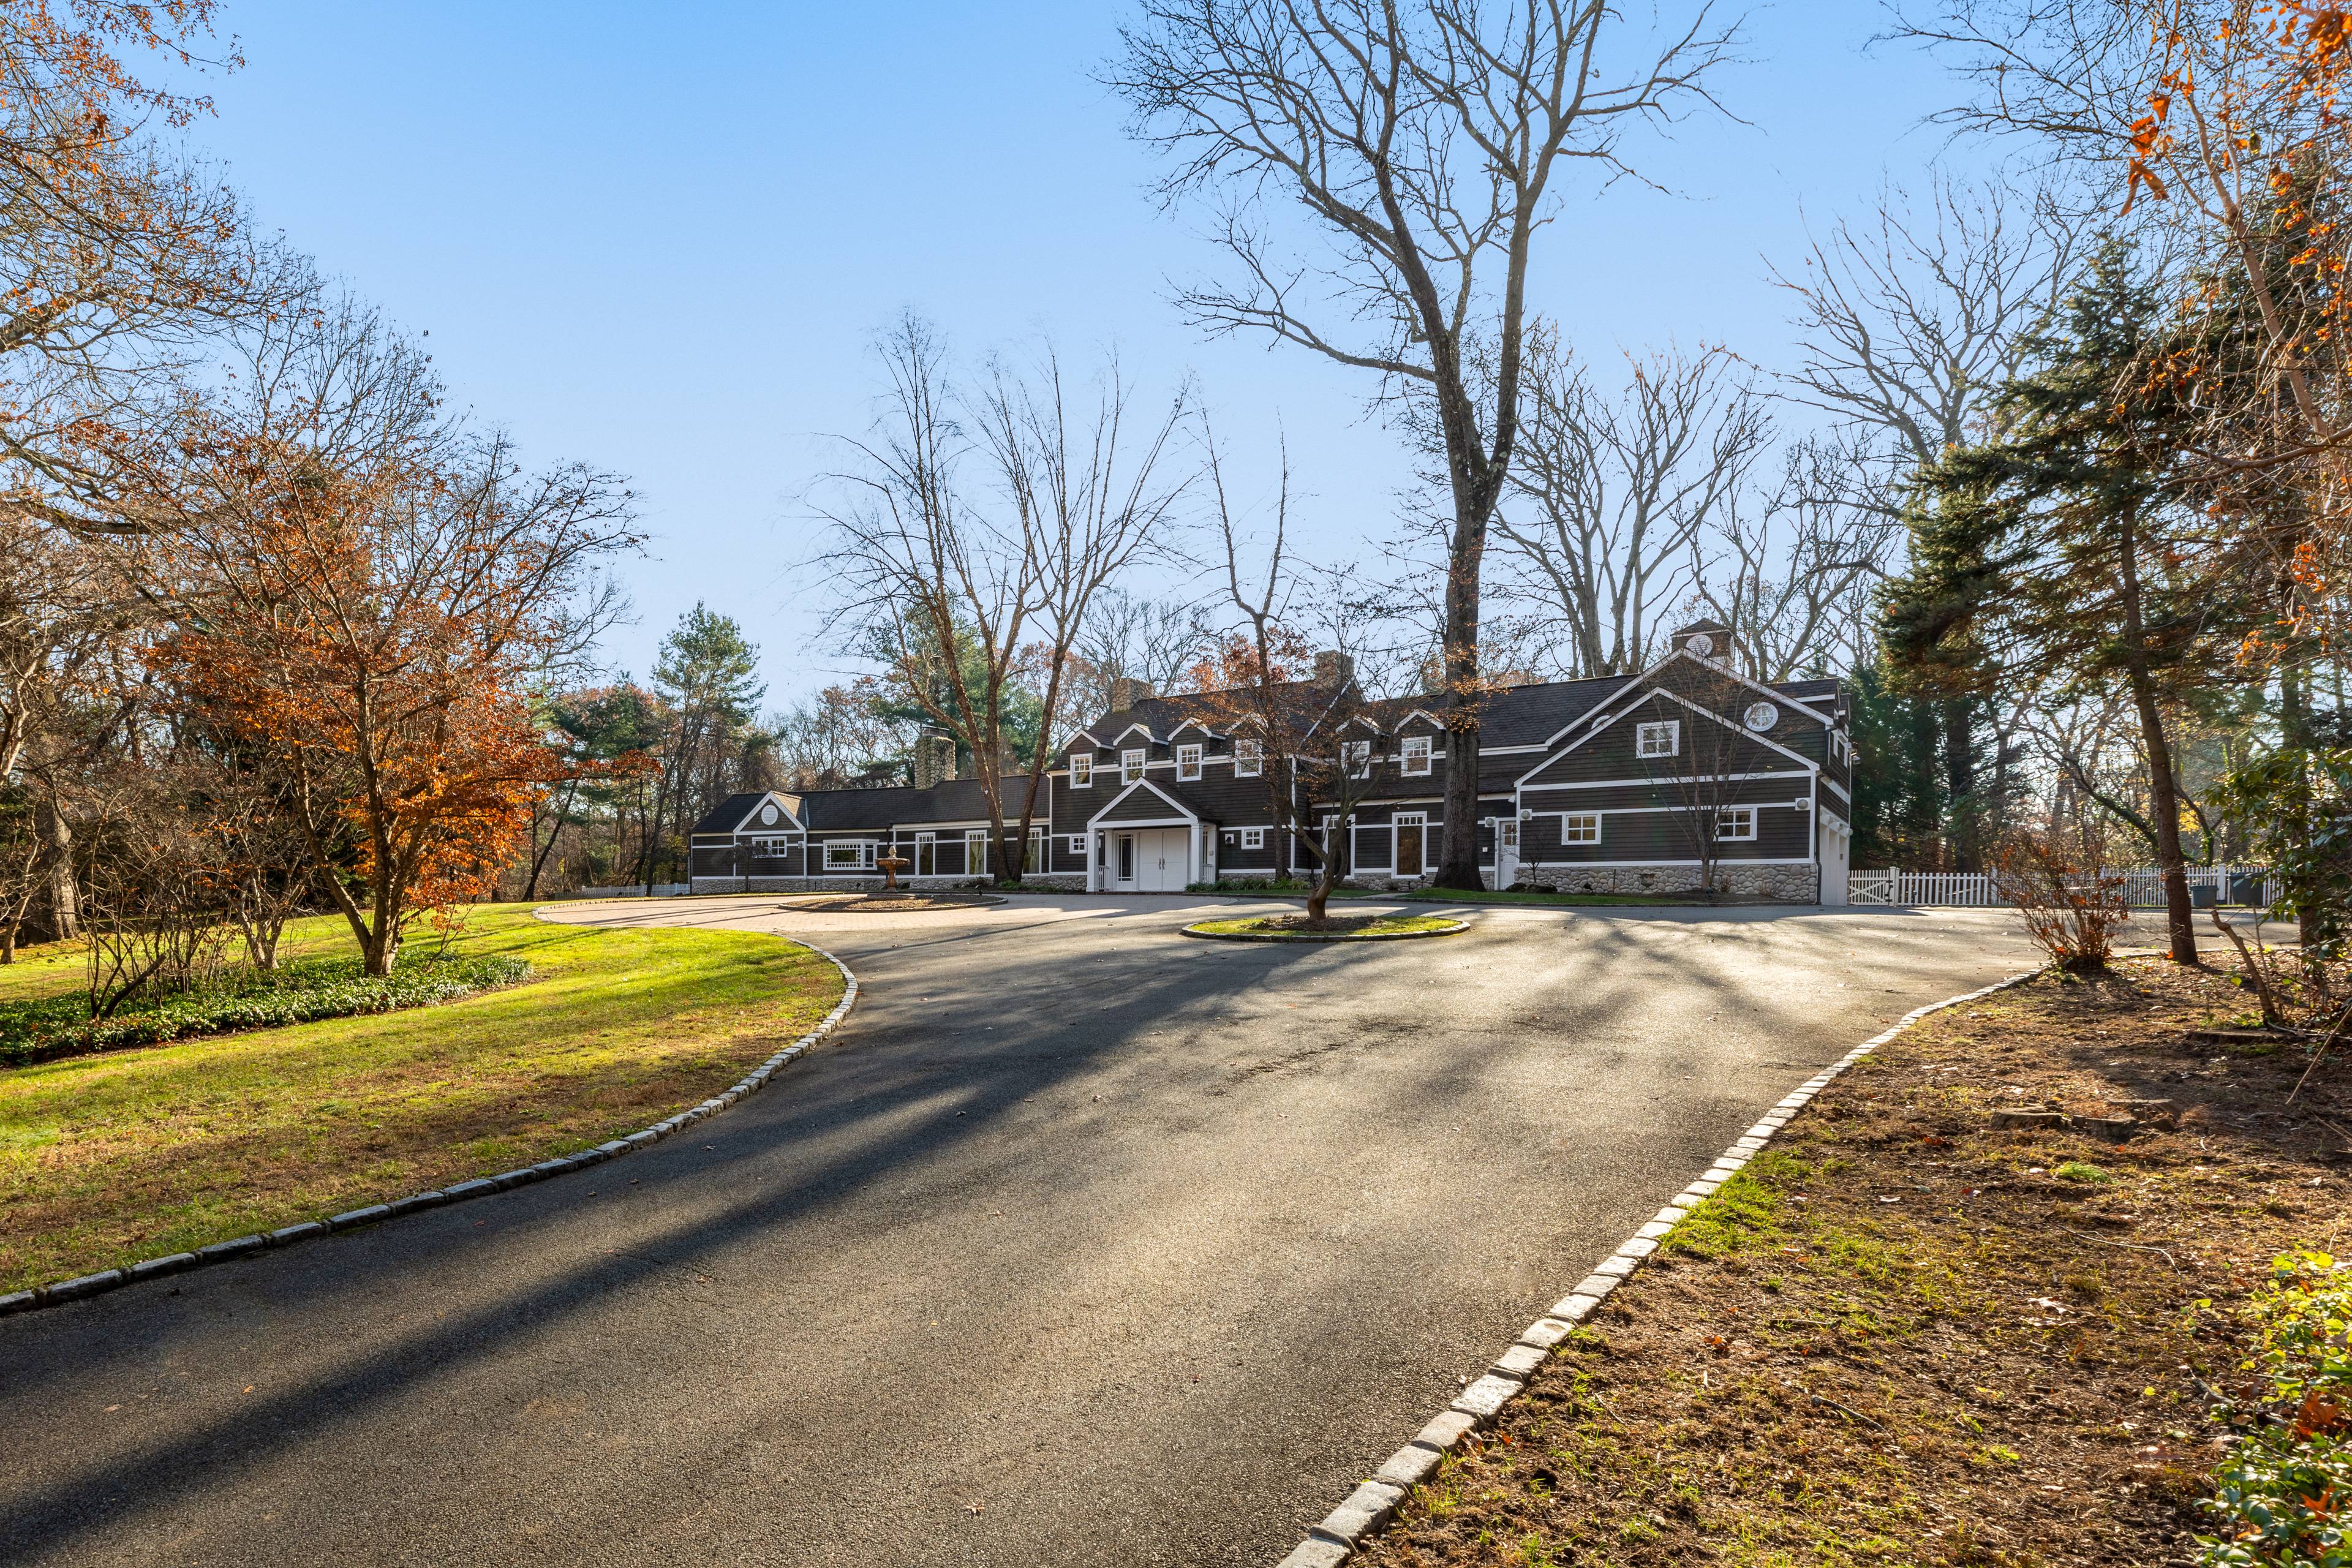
left=0, top=894, right=2047, bottom=1566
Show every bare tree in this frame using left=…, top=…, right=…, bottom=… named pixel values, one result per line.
left=1069, top=587, right=1221, bottom=722
left=976, top=345, right=1193, bottom=876
left=1188, top=436, right=1405, bottom=921
left=1494, top=338, right=1770, bottom=677
left=1691, top=442, right=1902, bottom=679
left=1110, top=0, right=1738, bottom=888
left=821, top=319, right=1191, bottom=883
left=1774, top=175, right=2077, bottom=488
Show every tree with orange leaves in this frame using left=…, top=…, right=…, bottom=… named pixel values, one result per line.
left=149, top=305, right=636, bottom=974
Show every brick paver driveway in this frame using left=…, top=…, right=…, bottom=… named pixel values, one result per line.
left=0, top=894, right=2044, bottom=1566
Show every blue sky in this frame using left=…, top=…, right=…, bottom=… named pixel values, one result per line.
left=181, top=2, right=1981, bottom=706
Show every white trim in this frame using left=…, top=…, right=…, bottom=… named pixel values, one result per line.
left=1522, top=769, right=1812, bottom=792
left=1525, top=802, right=1811, bottom=821
left=1169, top=716, right=1221, bottom=739
left=1111, top=722, right=1159, bottom=745
left=1175, top=742, right=1204, bottom=782
left=726, top=790, right=805, bottom=835
left=1087, top=775, right=1202, bottom=828
left=1069, top=753, right=1094, bottom=788
left=1240, top=826, right=1265, bottom=850
left=1233, top=736, right=1264, bottom=778
left=1120, top=747, right=1147, bottom=785
left=1635, top=720, right=1680, bottom=759
left=1562, top=812, right=1600, bottom=843
left=1715, top=805, right=1758, bottom=842
left=1401, top=734, right=1433, bottom=776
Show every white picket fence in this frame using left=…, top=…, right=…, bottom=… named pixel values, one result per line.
left=1849, top=865, right=2279, bottom=909
left=573, top=883, right=690, bottom=899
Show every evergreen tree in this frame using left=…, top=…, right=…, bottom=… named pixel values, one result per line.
left=1885, top=246, right=2263, bottom=960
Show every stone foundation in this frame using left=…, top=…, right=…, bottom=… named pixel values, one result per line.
left=1512, top=863, right=1820, bottom=902
left=688, top=873, right=1087, bottom=896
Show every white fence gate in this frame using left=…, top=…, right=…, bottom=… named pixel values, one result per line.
left=1849, top=865, right=2278, bottom=909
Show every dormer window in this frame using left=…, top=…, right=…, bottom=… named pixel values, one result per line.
left=1121, top=747, right=1145, bottom=785
left=1342, top=739, right=1371, bottom=778
left=1401, top=735, right=1432, bottom=776
left=1176, top=743, right=1202, bottom=781
left=1234, top=737, right=1263, bottom=778
left=1070, top=753, right=1093, bottom=788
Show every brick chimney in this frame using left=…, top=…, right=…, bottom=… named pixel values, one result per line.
left=1107, top=675, right=1155, bottom=713
left=1313, top=649, right=1354, bottom=688
left=912, top=733, right=956, bottom=790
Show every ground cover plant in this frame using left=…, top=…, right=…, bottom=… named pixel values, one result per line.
left=1354, top=957, right=2351, bottom=1567
left=0, top=949, right=527, bottom=1067
left=0, top=905, right=842, bottom=1292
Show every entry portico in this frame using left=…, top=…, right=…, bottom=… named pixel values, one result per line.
left=1085, top=778, right=1209, bottom=893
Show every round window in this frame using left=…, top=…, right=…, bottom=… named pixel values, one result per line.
left=1744, top=701, right=1778, bottom=732
left=760, top=803, right=779, bottom=826
left=1683, top=631, right=1715, bottom=657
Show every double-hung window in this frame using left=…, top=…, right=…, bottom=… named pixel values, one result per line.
left=1241, top=826, right=1265, bottom=850
left=1121, top=747, right=1146, bottom=785
left=1233, top=737, right=1263, bottom=777
left=1401, top=734, right=1432, bottom=775
left=965, top=829, right=989, bottom=872
left=1070, top=753, right=1093, bottom=788
left=1715, top=806, right=1757, bottom=842
left=1635, top=720, right=1680, bottom=759
left=1175, top=742, right=1202, bottom=781
left=1342, top=739, right=1372, bottom=778
left=1563, top=813, right=1601, bottom=844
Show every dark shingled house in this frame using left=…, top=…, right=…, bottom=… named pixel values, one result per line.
left=688, top=622, right=1853, bottom=902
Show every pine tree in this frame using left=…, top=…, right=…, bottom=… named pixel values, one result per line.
left=1885, top=246, right=2263, bottom=961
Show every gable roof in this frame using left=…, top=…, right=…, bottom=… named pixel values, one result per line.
left=692, top=791, right=803, bottom=835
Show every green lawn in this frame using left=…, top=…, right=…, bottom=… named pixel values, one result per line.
left=0, top=905, right=843, bottom=1292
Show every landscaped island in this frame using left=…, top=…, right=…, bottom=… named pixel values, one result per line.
left=0, top=906, right=843, bottom=1294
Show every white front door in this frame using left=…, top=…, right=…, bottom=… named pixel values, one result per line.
left=1494, top=818, right=1520, bottom=889
left=1113, top=828, right=1188, bottom=891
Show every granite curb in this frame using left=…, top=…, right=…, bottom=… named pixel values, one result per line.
left=0, top=928, right=861, bottom=1321
left=1271, top=965, right=2046, bottom=1566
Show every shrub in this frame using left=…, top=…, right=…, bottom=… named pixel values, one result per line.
left=1992, top=824, right=2132, bottom=972
left=0, top=951, right=529, bottom=1067
left=2197, top=1252, right=2352, bottom=1567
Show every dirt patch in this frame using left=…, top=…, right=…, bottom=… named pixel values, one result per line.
left=1355, top=958, right=2351, bottom=1567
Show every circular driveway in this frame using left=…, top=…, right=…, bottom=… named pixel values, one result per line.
left=0, top=893, right=2045, bottom=1566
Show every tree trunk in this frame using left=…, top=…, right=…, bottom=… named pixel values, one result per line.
left=37, top=799, right=77, bottom=941
left=2128, top=670, right=2198, bottom=963
left=1942, top=697, right=1978, bottom=872
left=1432, top=486, right=1492, bottom=889
left=2114, top=507, right=2195, bottom=964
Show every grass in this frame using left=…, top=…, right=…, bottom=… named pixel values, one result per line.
left=1188, top=879, right=1747, bottom=908
left=0, top=948, right=528, bottom=1066
left=0, top=905, right=843, bottom=1292
left=1183, top=912, right=1464, bottom=938
left=1355, top=957, right=2352, bottom=1568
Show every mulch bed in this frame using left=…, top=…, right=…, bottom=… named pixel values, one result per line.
left=1356, top=957, right=2351, bottom=1567
left=781, top=893, right=1001, bottom=913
